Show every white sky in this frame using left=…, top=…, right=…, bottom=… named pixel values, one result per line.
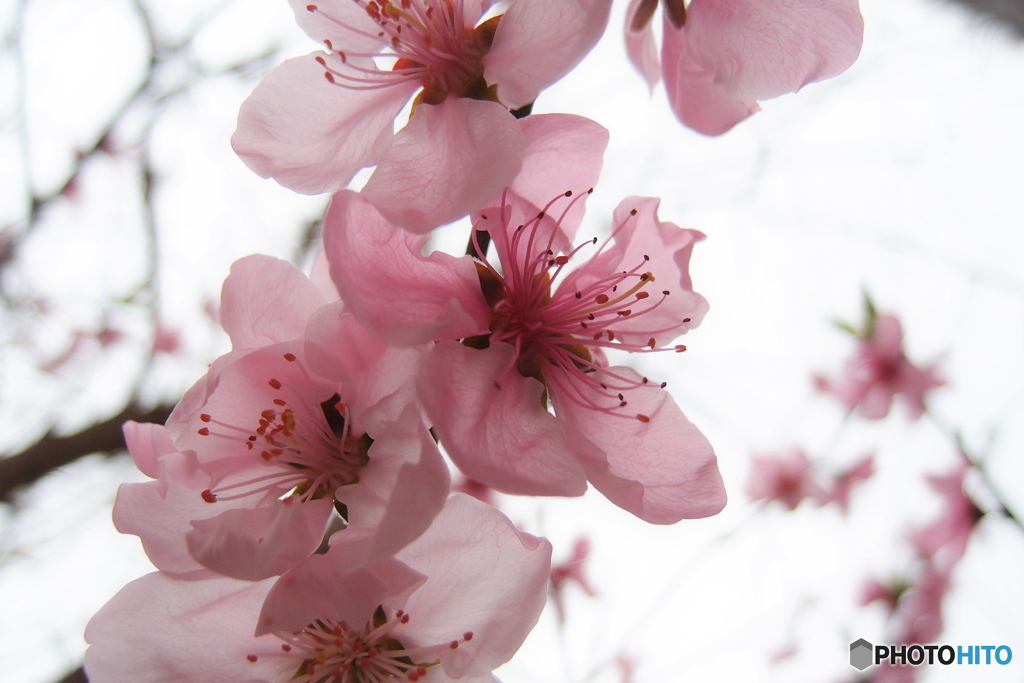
left=1, top=0, right=1023, bottom=681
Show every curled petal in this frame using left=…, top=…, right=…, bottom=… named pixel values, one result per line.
left=186, top=496, right=334, bottom=581
left=661, top=24, right=759, bottom=135
left=624, top=0, right=661, bottom=88
left=685, top=0, right=864, bottom=102
left=329, top=405, right=451, bottom=568
left=122, top=421, right=176, bottom=479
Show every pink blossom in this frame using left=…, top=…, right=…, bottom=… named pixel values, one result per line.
left=911, top=460, right=982, bottom=567
left=747, top=448, right=825, bottom=511
left=549, top=536, right=598, bottom=622
left=625, top=0, right=863, bottom=135
left=323, top=179, right=725, bottom=523
left=85, top=494, right=552, bottom=683
left=816, top=313, right=944, bottom=421
left=232, top=0, right=611, bottom=231
left=816, top=453, right=874, bottom=513
left=117, top=255, right=450, bottom=580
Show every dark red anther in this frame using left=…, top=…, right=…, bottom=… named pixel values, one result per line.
left=200, top=413, right=212, bottom=422
left=283, top=352, right=297, bottom=362
left=201, top=489, right=217, bottom=503
left=197, top=427, right=210, bottom=436
left=268, top=378, right=282, bottom=389
left=637, top=414, right=651, bottom=423
left=595, top=294, right=609, bottom=304
left=247, top=654, right=258, bottom=663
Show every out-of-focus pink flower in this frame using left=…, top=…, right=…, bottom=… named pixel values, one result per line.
left=117, top=255, right=449, bottom=580
left=232, top=0, right=611, bottom=231
left=549, top=537, right=597, bottom=622
left=911, top=460, right=982, bottom=567
left=153, top=323, right=182, bottom=355
left=816, top=313, right=944, bottom=421
left=85, top=494, right=552, bottom=683
left=749, top=450, right=874, bottom=513
left=625, top=0, right=863, bottom=135
left=817, top=453, right=874, bottom=513
left=323, top=141, right=725, bottom=523
left=747, top=449, right=825, bottom=511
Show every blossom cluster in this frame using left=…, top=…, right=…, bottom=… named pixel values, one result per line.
left=86, top=0, right=864, bottom=680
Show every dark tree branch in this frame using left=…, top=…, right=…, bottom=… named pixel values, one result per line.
left=56, top=666, right=87, bottom=683
left=949, top=0, right=1024, bottom=36
left=0, top=402, right=175, bottom=503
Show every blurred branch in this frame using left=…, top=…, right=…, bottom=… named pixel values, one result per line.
left=0, top=401, right=175, bottom=503
left=56, top=666, right=86, bottom=683
left=948, top=0, right=1024, bottom=35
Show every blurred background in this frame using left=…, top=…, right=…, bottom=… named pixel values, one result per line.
left=1, top=0, right=1022, bottom=681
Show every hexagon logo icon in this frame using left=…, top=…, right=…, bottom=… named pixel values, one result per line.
left=850, top=638, right=874, bottom=671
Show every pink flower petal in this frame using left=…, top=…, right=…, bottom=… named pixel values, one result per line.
left=257, top=555, right=425, bottom=635
left=509, top=114, right=609, bottom=244
left=561, top=196, right=709, bottom=348
left=419, top=341, right=590, bottom=496
left=113, top=450, right=216, bottom=574
left=122, top=421, right=176, bottom=479
left=361, top=98, right=525, bottom=232
left=685, top=0, right=864, bottom=102
left=85, top=572, right=283, bottom=683
left=624, top=0, right=661, bottom=88
left=328, top=404, right=451, bottom=568
left=287, top=0, right=385, bottom=53
left=186, top=496, right=334, bottom=581
left=219, top=254, right=328, bottom=350
left=485, top=0, right=613, bottom=109
left=553, top=366, right=726, bottom=523
left=232, top=54, right=416, bottom=194
left=322, top=190, right=492, bottom=344
left=661, top=23, right=760, bottom=135
left=395, top=494, right=553, bottom=678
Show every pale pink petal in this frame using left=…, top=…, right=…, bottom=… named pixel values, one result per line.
left=509, top=114, right=609, bottom=243
left=219, top=254, right=327, bottom=349
left=122, top=421, right=176, bottom=479
left=328, top=404, right=451, bottom=568
left=419, top=341, right=590, bottom=496
left=168, top=342, right=337, bottom=461
left=232, top=54, right=416, bottom=194
left=308, top=247, right=341, bottom=303
left=322, top=190, right=491, bottom=344
left=661, top=23, right=760, bottom=135
left=257, top=555, right=425, bottom=635
left=624, top=0, right=661, bottom=88
left=113, top=450, right=216, bottom=574
left=85, top=572, right=283, bottom=683
left=395, top=494, right=552, bottom=678
left=186, top=496, right=334, bottom=581
left=562, top=196, right=708, bottom=348
left=288, top=0, right=385, bottom=53
left=553, top=366, right=726, bottom=523
left=361, top=98, right=525, bottom=232
left=485, top=0, right=613, bottom=109
left=685, top=0, right=864, bottom=102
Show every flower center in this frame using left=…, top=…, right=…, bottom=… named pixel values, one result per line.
left=470, top=192, right=689, bottom=422
left=247, top=605, right=473, bottom=682
left=307, top=1, right=500, bottom=104
left=196, top=352, right=371, bottom=505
